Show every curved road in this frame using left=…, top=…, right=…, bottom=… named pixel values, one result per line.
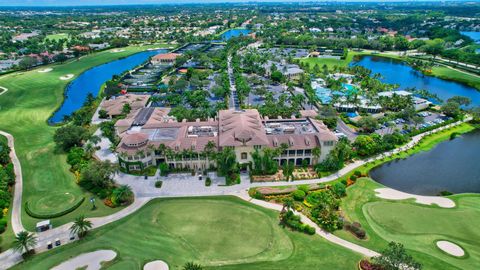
left=0, top=118, right=469, bottom=269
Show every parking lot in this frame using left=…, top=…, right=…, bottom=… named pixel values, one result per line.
left=376, top=111, right=450, bottom=135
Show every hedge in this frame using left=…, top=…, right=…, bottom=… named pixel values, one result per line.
left=25, top=197, right=85, bottom=219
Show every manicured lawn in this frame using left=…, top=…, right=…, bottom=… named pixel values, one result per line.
left=299, top=51, right=359, bottom=69
left=431, top=66, right=480, bottom=90
left=12, top=197, right=362, bottom=270
left=0, top=44, right=169, bottom=232
left=45, top=33, right=70, bottom=42
left=337, top=178, right=480, bottom=270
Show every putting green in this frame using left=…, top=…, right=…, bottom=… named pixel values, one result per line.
left=338, top=178, right=480, bottom=270
left=12, top=197, right=362, bottom=270
left=28, top=192, right=76, bottom=215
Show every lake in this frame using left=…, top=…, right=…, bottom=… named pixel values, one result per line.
left=351, top=56, right=480, bottom=106
left=461, top=31, right=480, bottom=44
left=49, top=49, right=167, bottom=124
left=370, top=129, right=480, bottom=195
left=220, top=28, right=251, bottom=41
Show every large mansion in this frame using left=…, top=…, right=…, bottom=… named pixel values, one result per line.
left=115, top=107, right=338, bottom=173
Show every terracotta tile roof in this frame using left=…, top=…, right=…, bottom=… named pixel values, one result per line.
left=218, top=109, right=269, bottom=147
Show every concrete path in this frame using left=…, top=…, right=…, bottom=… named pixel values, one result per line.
left=235, top=190, right=380, bottom=258
left=0, top=86, right=7, bottom=96
left=0, top=118, right=469, bottom=269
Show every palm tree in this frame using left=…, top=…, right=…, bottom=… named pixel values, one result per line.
left=183, top=262, right=203, bottom=270
left=312, top=146, right=321, bottom=164
left=281, top=197, right=294, bottom=214
left=13, top=231, right=37, bottom=255
left=70, top=216, right=93, bottom=238
left=84, top=142, right=96, bottom=158
left=112, top=185, right=133, bottom=205
left=89, top=135, right=101, bottom=145
left=203, top=141, right=216, bottom=169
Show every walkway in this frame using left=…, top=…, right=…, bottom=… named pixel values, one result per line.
left=227, top=55, right=240, bottom=110
left=0, top=118, right=469, bottom=269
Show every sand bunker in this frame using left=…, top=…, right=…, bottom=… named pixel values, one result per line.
left=38, top=68, right=53, bottom=73
left=111, top=49, right=125, bottom=53
left=374, top=188, right=455, bottom=208
left=59, top=74, right=74, bottom=80
left=436, top=241, right=465, bottom=257
left=0, top=86, right=7, bottom=96
left=52, top=250, right=117, bottom=270
left=144, top=260, right=169, bottom=270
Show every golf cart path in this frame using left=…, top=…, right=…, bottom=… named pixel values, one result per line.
left=0, top=86, right=8, bottom=96
left=235, top=190, right=380, bottom=258
left=0, top=118, right=470, bottom=269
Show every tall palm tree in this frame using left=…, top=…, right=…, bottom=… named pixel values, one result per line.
left=13, top=231, right=37, bottom=255
left=203, top=141, right=216, bottom=169
left=183, top=262, right=203, bottom=270
left=70, top=216, right=93, bottom=238
left=312, top=146, right=321, bottom=164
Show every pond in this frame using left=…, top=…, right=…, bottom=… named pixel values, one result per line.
left=461, top=31, right=480, bottom=44
left=49, top=49, right=168, bottom=124
left=370, top=129, right=480, bottom=195
left=220, top=28, right=251, bottom=41
left=351, top=56, right=480, bottom=106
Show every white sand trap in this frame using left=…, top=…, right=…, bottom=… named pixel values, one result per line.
left=111, top=49, right=125, bottom=53
left=436, top=241, right=465, bottom=257
left=38, top=68, right=53, bottom=73
left=0, top=86, right=7, bottom=96
left=144, top=260, right=169, bottom=270
left=59, top=74, right=74, bottom=80
left=51, top=250, right=117, bottom=270
left=374, top=188, right=455, bottom=208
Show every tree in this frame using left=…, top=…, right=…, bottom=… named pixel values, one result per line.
left=18, top=56, right=38, bottom=70
left=270, top=70, right=284, bottom=83
left=53, top=125, right=88, bottom=151
left=312, top=146, right=321, bottom=164
left=111, top=185, right=133, bottom=206
left=357, top=116, right=378, bottom=133
left=183, top=262, right=203, bottom=270
left=70, top=216, right=93, bottom=238
left=98, top=109, right=109, bottom=119
left=79, top=160, right=115, bottom=190
left=441, top=101, right=461, bottom=118
left=281, top=197, right=294, bottom=214
left=353, top=135, right=377, bottom=156
left=373, top=242, right=422, bottom=270
left=216, top=148, right=237, bottom=181
left=282, top=161, right=295, bottom=181
left=13, top=231, right=37, bottom=255
left=203, top=141, right=216, bottom=168
left=122, top=103, right=131, bottom=115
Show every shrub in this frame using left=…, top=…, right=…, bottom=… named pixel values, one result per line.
left=155, top=180, right=163, bottom=188
left=354, top=170, right=362, bottom=177
left=252, top=190, right=265, bottom=200
left=304, top=225, right=316, bottom=235
left=292, top=190, right=306, bottom=201
left=331, top=182, right=347, bottom=198
left=359, top=259, right=383, bottom=270
left=0, top=218, right=7, bottom=234
left=344, top=221, right=366, bottom=239
left=25, top=197, right=85, bottom=219
left=350, top=175, right=357, bottom=182
left=297, top=185, right=310, bottom=193
left=439, top=190, right=453, bottom=196
left=205, top=177, right=212, bottom=187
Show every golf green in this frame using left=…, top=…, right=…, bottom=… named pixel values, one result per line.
left=0, top=44, right=168, bottom=231
left=13, top=197, right=362, bottom=270
left=338, top=178, right=480, bottom=270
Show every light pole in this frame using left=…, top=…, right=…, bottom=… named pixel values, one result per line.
left=90, top=197, right=96, bottom=210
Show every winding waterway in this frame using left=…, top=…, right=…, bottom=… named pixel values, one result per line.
left=370, top=129, right=480, bottom=195
left=49, top=49, right=168, bottom=124
left=351, top=56, right=480, bottom=106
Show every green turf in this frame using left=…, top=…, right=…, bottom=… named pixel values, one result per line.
left=12, top=196, right=362, bottom=270
left=0, top=44, right=170, bottom=232
left=45, top=33, right=70, bottom=42
left=431, top=66, right=480, bottom=90
left=336, top=178, right=480, bottom=270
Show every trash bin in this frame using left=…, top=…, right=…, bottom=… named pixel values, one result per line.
left=55, top=238, right=61, bottom=246
left=47, top=242, right=53, bottom=249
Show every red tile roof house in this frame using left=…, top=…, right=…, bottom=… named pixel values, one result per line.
left=100, top=94, right=150, bottom=119
left=151, top=53, right=181, bottom=65
left=115, top=108, right=338, bottom=174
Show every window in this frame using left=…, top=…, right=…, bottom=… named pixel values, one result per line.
left=323, top=141, right=334, bottom=147
left=304, top=149, right=311, bottom=155
left=241, top=152, right=248, bottom=160
left=296, top=150, right=304, bottom=155
left=254, top=145, right=262, bottom=150
left=288, top=150, right=296, bottom=156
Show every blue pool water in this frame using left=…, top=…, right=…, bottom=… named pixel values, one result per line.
left=346, top=112, right=358, bottom=118
left=49, top=49, right=168, bottom=124
left=315, top=83, right=358, bottom=104
left=351, top=56, right=480, bottom=106
left=221, top=29, right=251, bottom=41
left=461, top=31, right=480, bottom=44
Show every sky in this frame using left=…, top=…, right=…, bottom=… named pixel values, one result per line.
left=0, top=0, right=471, bottom=7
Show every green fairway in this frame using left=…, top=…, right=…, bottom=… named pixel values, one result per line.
left=12, top=197, right=362, bottom=270
left=0, top=44, right=169, bottom=232
left=431, top=66, right=480, bottom=90
left=337, top=178, right=480, bottom=270
left=299, top=52, right=358, bottom=69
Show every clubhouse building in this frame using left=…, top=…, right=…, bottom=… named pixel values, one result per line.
left=115, top=108, right=338, bottom=173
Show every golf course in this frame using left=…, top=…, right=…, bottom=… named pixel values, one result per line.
left=337, top=178, right=480, bottom=270
left=0, top=44, right=169, bottom=232
left=11, top=196, right=363, bottom=269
